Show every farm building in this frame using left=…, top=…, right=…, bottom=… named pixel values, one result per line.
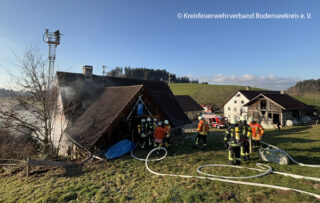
left=244, top=92, right=314, bottom=128
left=175, top=95, right=203, bottom=120
left=51, top=65, right=190, bottom=156
left=223, top=87, right=280, bottom=120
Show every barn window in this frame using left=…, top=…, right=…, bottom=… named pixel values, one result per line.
left=260, top=100, right=267, bottom=109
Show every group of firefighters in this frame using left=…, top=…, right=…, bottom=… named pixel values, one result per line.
left=137, top=117, right=171, bottom=149
left=136, top=115, right=264, bottom=166
left=192, top=115, right=265, bottom=165
left=224, top=117, right=264, bottom=165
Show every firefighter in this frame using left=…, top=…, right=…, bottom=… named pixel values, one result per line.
left=224, top=124, right=231, bottom=149
left=137, top=118, right=147, bottom=149
left=154, top=121, right=165, bottom=148
left=153, top=118, right=158, bottom=129
left=146, top=117, right=154, bottom=147
left=194, top=116, right=209, bottom=150
left=238, top=117, right=251, bottom=160
left=227, top=118, right=241, bottom=165
left=249, top=120, right=264, bottom=152
left=163, top=120, right=171, bottom=148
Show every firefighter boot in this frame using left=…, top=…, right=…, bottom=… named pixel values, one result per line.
left=202, top=144, right=207, bottom=151
left=228, top=150, right=234, bottom=165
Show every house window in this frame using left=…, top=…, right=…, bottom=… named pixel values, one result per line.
left=236, top=94, right=241, bottom=97
left=234, top=100, right=237, bottom=104
left=234, top=107, right=237, bottom=112
left=228, top=115, right=230, bottom=118
left=268, top=113, right=272, bottom=119
left=228, top=107, right=231, bottom=111
left=241, top=100, right=244, bottom=104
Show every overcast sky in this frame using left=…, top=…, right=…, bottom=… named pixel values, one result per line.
left=0, top=0, right=319, bottom=90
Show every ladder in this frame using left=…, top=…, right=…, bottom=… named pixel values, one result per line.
left=48, top=43, right=57, bottom=78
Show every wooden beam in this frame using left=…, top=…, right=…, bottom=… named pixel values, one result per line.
left=28, top=159, right=78, bottom=168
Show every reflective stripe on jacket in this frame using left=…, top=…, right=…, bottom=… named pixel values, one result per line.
left=227, top=125, right=241, bottom=146
left=249, top=122, right=264, bottom=140
left=197, top=120, right=209, bottom=135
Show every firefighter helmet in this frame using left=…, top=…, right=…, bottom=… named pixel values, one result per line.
left=198, top=116, right=203, bottom=120
left=240, top=116, right=246, bottom=121
left=141, top=118, right=146, bottom=123
left=147, top=118, right=152, bottom=122
left=230, top=119, right=236, bottom=125
left=158, top=121, right=163, bottom=126
left=164, top=120, right=169, bottom=125
left=153, top=118, right=158, bottom=122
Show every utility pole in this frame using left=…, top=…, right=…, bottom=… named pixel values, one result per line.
left=102, top=65, right=107, bottom=86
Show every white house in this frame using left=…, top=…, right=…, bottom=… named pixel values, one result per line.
left=223, top=88, right=279, bottom=120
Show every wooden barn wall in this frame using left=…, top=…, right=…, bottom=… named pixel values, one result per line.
left=248, top=98, right=282, bottom=113
left=92, top=90, right=167, bottom=152
left=247, top=98, right=284, bottom=124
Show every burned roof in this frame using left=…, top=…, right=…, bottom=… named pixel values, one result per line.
left=175, top=95, right=203, bottom=112
left=56, top=71, right=190, bottom=127
left=244, top=93, right=309, bottom=110
left=66, top=85, right=143, bottom=149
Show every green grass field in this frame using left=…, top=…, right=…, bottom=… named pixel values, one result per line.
left=169, top=83, right=263, bottom=108
left=291, top=93, right=320, bottom=108
left=169, top=83, right=320, bottom=108
left=1, top=125, right=320, bottom=202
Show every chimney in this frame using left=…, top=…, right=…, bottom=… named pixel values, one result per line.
left=83, top=65, right=93, bottom=80
left=246, top=86, right=251, bottom=91
left=280, top=90, right=285, bottom=94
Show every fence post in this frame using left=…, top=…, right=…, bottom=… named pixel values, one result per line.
left=26, top=156, right=30, bottom=177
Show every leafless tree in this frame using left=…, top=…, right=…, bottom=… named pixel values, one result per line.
left=0, top=44, right=59, bottom=157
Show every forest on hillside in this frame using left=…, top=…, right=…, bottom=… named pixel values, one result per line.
left=107, top=67, right=200, bottom=83
left=287, top=78, right=320, bottom=93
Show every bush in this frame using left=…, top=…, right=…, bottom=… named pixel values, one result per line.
left=0, top=127, right=39, bottom=159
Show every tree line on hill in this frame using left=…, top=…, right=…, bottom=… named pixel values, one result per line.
left=107, top=67, right=200, bottom=83
left=287, top=78, right=320, bottom=93
left=0, top=88, right=31, bottom=97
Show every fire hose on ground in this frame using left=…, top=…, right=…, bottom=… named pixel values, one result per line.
left=131, top=143, right=320, bottom=199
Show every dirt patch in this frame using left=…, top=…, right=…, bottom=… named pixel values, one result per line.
left=275, top=190, right=295, bottom=196
left=254, top=194, right=266, bottom=202
left=220, top=191, right=236, bottom=201
left=302, top=180, right=314, bottom=186
left=313, top=184, right=320, bottom=190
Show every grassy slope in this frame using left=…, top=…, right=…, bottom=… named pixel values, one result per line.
left=290, top=93, right=320, bottom=108
left=169, top=83, right=320, bottom=108
left=1, top=125, right=320, bottom=202
left=169, top=83, right=262, bottom=107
